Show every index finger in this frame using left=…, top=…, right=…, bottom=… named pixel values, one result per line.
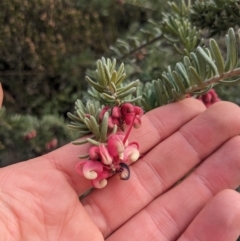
left=44, top=98, right=206, bottom=195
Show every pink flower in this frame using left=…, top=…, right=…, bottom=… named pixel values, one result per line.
left=107, top=133, right=126, bottom=159
left=123, top=142, right=140, bottom=163
left=197, top=89, right=221, bottom=108
left=89, top=146, right=100, bottom=160
left=108, top=116, right=120, bottom=129
left=134, top=106, right=144, bottom=117
left=91, top=170, right=109, bottom=189
left=121, top=103, right=134, bottom=116
left=121, top=103, right=144, bottom=128
left=76, top=160, right=103, bottom=180
left=111, top=106, right=121, bottom=118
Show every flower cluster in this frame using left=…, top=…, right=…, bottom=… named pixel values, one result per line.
left=76, top=132, right=140, bottom=188
left=69, top=58, right=144, bottom=189
left=99, top=103, right=144, bottom=129
left=197, top=89, right=221, bottom=108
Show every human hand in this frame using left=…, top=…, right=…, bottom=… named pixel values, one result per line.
left=1, top=98, right=240, bottom=241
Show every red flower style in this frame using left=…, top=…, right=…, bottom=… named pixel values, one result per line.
left=75, top=132, right=140, bottom=188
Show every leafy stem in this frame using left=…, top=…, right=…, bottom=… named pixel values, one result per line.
left=187, top=67, right=240, bottom=94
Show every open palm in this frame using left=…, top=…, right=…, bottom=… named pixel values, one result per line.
left=1, top=98, right=240, bottom=241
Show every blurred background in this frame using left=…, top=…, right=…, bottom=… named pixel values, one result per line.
left=0, top=0, right=240, bottom=166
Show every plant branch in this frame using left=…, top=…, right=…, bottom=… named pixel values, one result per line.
left=117, top=34, right=162, bottom=61
left=186, top=67, right=240, bottom=94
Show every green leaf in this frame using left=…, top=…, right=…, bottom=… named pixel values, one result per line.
left=219, top=78, right=240, bottom=86
left=115, top=73, right=126, bottom=86
left=224, top=28, right=238, bottom=71
left=72, top=139, right=89, bottom=145
left=172, top=71, right=186, bottom=94
left=100, top=112, right=109, bottom=142
left=103, top=64, right=111, bottom=85
left=87, top=138, right=101, bottom=146
left=67, top=112, right=83, bottom=123
left=196, top=47, right=218, bottom=75
left=100, top=93, right=116, bottom=102
left=79, top=154, right=90, bottom=159
left=97, top=60, right=107, bottom=86
left=89, top=116, right=100, bottom=139
left=189, top=66, right=204, bottom=87
left=116, top=80, right=139, bottom=94
left=116, top=87, right=136, bottom=99
left=85, top=76, right=105, bottom=92
left=209, top=39, right=224, bottom=75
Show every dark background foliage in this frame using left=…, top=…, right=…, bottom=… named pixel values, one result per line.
left=0, top=0, right=240, bottom=166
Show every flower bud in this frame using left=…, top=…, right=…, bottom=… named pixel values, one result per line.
left=108, top=116, right=120, bottom=129
left=134, top=106, right=144, bottom=117
left=121, top=103, right=134, bottom=115
left=111, top=106, right=121, bottom=118
left=123, top=113, right=135, bottom=125
left=80, top=160, right=103, bottom=180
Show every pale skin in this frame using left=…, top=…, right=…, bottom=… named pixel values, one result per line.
left=1, top=98, right=240, bottom=241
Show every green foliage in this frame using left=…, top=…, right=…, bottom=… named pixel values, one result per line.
left=1, top=0, right=240, bottom=166
left=0, top=107, right=77, bottom=166
left=0, top=0, right=144, bottom=116
left=190, top=0, right=240, bottom=36
left=140, top=28, right=240, bottom=110
left=67, top=57, right=140, bottom=147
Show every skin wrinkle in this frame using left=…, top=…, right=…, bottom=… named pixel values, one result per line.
left=5, top=189, right=47, bottom=241
left=194, top=169, right=226, bottom=197
left=177, top=129, right=203, bottom=162
left=141, top=209, right=166, bottom=241
left=178, top=190, right=240, bottom=241
left=45, top=154, right=78, bottom=192
left=0, top=166, right=15, bottom=189
left=82, top=197, right=110, bottom=236
left=136, top=155, right=165, bottom=196
left=148, top=204, right=182, bottom=241
left=2, top=192, right=27, bottom=241
left=0, top=193, right=21, bottom=240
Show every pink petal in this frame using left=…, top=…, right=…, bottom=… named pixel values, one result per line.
left=121, top=103, right=134, bottom=115
left=134, top=106, right=144, bottom=117
left=124, top=113, right=135, bottom=125
left=82, top=160, right=104, bottom=180
left=128, top=141, right=140, bottom=149
left=89, top=146, right=100, bottom=160
left=99, top=144, right=113, bottom=165
left=99, top=106, right=110, bottom=121
left=108, top=117, right=120, bottom=128
left=112, top=106, right=121, bottom=118
left=123, top=145, right=140, bottom=163
left=91, top=171, right=109, bottom=189
left=107, top=133, right=125, bottom=157
left=75, top=161, right=87, bottom=176
left=133, top=115, right=141, bottom=128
